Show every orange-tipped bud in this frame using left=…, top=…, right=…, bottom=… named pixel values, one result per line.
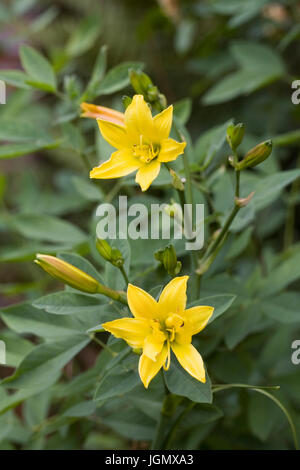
left=35, top=254, right=101, bottom=293
left=80, top=102, right=125, bottom=125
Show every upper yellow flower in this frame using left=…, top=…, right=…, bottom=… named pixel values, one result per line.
left=90, top=95, right=186, bottom=191
left=102, top=276, right=214, bottom=388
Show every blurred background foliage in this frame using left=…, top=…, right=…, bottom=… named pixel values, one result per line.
left=0, top=0, right=300, bottom=450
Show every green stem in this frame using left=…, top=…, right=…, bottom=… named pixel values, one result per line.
left=119, top=265, right=130, bottom=285
left=213, top=384, right=299, bottom=450
left=96, top=283, right=128, bottom=304
left=89, top=334, right=118, bottom=357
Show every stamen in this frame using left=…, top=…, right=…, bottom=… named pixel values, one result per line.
left=163, top=339, right=171, bottom=371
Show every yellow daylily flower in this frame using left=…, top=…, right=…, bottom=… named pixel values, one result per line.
left=90, top=95, right=186, bottom=191
left=80, top=102, right=125, bottom=125
left=102, top=276, right=214, bottom=388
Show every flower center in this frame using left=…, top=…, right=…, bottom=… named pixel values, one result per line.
left=132, top=136, right=160, bottom=164
left=165, top=313, right=184, bottom=342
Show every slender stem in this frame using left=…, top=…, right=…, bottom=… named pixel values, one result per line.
left=89, top=334, right=117, bottom=357
left=119, top=265, right=130, bottom=285
left=164, top=401, right=195, bottom=449
left=96, top=283, right=128, bottom=304
left=235, top=170, right=240, bottom=198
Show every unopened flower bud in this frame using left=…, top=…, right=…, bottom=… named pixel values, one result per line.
left=236, top=140, right=272, bottom=170
left=110, top=248, right=124, bottom=268
left=170, top=169, right=184, bottom=191
left=163, top=245, right=182, bottom=276
left=226, top=123, right=245, bottom=150
left=96, top=238, right=112, bottom=262
left=35, top=254, right=101, bottom=293
left=164, top=202, right=181, bottom=218
left=129, top=70, right=153, bottom=95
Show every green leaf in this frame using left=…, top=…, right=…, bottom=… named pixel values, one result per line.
left=0, top=140, right=60, bottom=159
left=0, top=330, right=34, bottom=368
left=71, top=175, right=103, bottom=202
left=224, top=305, right=270, bottom=349
left=195, top=120, right=232, bottom=166
left=164, top=357, right=212, bottom=404
left=33, top=292, right=102, bottom=315
left=20, top=45, right=57, bottom=92
left=203, top=41, right=285, bottom=105
left=258, top=249, right=300, bottom=297
left=0, top=70, right=31, bottom=89
left=260, top=292, right=300, bottom=323
left=188, top=294, right=236, bottom=324
left=248, top=392, right=279, bottom=441
left=10, top=213, right=86, bottom=244
left=95, top=363, right=140, bottom=401
left=66, top=17, right=101, bottom=58
left=0, top=119, right=51, bottom=142
left=96, top=62, right=144, bottom=96
left=0, top=302, right=101, bottom=339
left=252, top=169, right=300, bottom=211
left=1, top=335, right=90, bottom=389
left=173, top=98, right=192, bottom=125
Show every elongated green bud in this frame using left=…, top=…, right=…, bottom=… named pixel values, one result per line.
left=35, top=254, right=101, bottom=293
left=162, top=245, right=182, bottom=276
left=122, top=95, right=132, bottom=110
left=96, top=239, right=124, bottom=268
left=170, top=169, right=184, bottom=191
left=236, top=140, right=272, bottom=170
left=226, top=123, right=245, bottom=150
left=129, top=70, right=153, bottom=95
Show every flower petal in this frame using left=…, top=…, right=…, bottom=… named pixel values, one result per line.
left=158, top=276, right=188, bottom=317
left=102, top=317, right=150, bottom=349
left=153, top=105, right=173, bottom=140
left=171, top=342, right=206, bottom=383
left=124, top=95, right=155, bottom=143
left=135, top=160, right=161, bottom=191
left=183, top=306, right=214, bottom=335
left=90, top=150, right=141, bottom=179
left=158, top=138, right=186, bottom=162
left=81, top=103, right=125, bottom=124
left=139, top=344, right=168, bottom=388
left=97, top=119, right=129, bottom=149
left=127, top=283, right=158, bottom=320
left=143, top=333, right=165, bottom=361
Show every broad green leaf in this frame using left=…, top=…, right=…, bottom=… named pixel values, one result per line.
left=0, top=140, right=60, bottom=159
left=33, top=292, right=102, bottom=315
left=225, top=305, right=271, bottom=349
left=0, top=330, right=34, bottom=368
left=96, top=62, right=144, bottom=96
left=0, top=119, right=51, bottom=142
left=173, top=98, right=192, bottom=125
left=2, top=335, right=90, bottom=389
left=258, top=249, right=300, bottom=297
left=194, top=120, right=232, bottom=166
left=95, top=364, right=140, bottom=401
left=0, top=70, right=31, bottom=89
left=63, top=401, right=96, bottom=418
left=248, top=391, right=280, bottom=441
left=260, top=293, right=300, bottom=323
left=0, top=302, right=101, bottom=339
left=24, top=390, right=51, bottom=428
left=71, top=176, right=103, bottom=202
left=10, top=214, right=86, bottom=244
left=164, top=358, right=212, bottom=404
left=188, top=294, right=236, bottom=324
left=252, top=169, right=300, bottom=211
left=20, top=45, right=56, bottom=92
left=66, top=17, right=101, bottom=58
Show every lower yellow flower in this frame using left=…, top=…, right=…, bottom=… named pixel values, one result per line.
left=90, top=94, right=186, bottom=191
left=102, top=276, right=214, bottom=388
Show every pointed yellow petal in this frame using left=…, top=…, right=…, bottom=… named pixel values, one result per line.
left=139, top=344, right=168, bottom=388
left=153, top=105, right=173, bottom=140
left=90, top=150, right=141, bottom=179
left=124, top=94, right=155, bottom=143
left=97, top=119, right=130, bottom=149
left=127, top=283, right=158, bottom=320
left=135, top=160, right=161, bottom=191
left=102, top=317, right=150, bottom=349
left=158, top=138, right=186, bottom=163
left=171, top=342, right=206, bottom=383
left=143, top=333, right=166, bottom=361
left=81, top=103, right=125, bottom=124
left=158, top=276, right=188, bottom=317
left=183, top=306, right=214, bottom=335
